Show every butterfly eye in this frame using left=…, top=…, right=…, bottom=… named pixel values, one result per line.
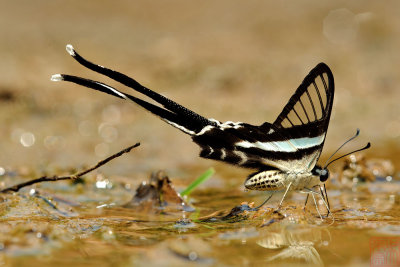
left=319, top=169, right=329, bottom=182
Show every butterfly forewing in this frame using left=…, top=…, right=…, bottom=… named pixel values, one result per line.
left=274, top=63, right=334, bottom=134
left=268, top=63, right=334, bottom=172
left=193, top=63, right=334, bottom=173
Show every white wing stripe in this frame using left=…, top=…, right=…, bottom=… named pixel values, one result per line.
left=235, top=134, right=325, bottom=152
left=163, top=119, right=196, bottom=135
left=290, top=135, right=325, bottom=149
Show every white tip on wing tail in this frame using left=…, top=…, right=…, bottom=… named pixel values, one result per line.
left=66, top=44, right=75, bottom=56
left=50, top=74, right=63, bottom=82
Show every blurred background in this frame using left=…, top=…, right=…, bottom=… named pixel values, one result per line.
left=0, top=0, right=399, bottom=184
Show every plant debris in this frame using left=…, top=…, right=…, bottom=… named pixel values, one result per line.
left=123, top=170, right=194, bottom=213
left=0, top=143, right=140, bottom=194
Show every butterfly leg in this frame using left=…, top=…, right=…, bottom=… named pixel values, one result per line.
left=322, top=184, right=331, bottom=211
left=304, top=187, right=333, bottom=221
left=303, top=193, right=310, bottom=211
left=254, top=193, right=274, bottom=210
left=310, top=192, right=323, bottom=219
left=277, top=182, right=292, bottom=210
left=312, top=185, right=330, bottom=216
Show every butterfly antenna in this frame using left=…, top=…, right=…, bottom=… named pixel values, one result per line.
left=325, top=142, right=371, bottom=169
left=323, top=129, right=360, bottom=168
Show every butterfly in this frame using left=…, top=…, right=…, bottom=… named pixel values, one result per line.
left=52, top=44, right=369, bottom=212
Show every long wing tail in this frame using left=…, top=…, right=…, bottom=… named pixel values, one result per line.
left=51, top=44, right=215, bottom=135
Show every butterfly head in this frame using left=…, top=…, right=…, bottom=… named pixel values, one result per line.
left=312, top=166, right=330, bottom=183
left=313, top=130, right=371, bottom=184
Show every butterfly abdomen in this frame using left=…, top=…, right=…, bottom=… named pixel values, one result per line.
left=244, top=170, right=285, bottom=191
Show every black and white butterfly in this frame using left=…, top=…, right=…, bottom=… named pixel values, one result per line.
left=52, top=45, right=369, bottom=212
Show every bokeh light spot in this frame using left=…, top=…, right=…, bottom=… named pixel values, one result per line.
left=323, top=8, right=358, bottom=45
left=98, top=123, right=118, bottom=143
left=102, top=105, right=121, bottom=123
left=20, top=132, right=35, bottom=147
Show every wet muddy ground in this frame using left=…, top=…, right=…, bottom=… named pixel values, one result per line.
left=1, top=1, right=400, bottom=266
left=0, top=161, right=399, bottom=266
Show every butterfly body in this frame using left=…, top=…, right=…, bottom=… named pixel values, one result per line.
left=244, top=168, right=322, bottom=191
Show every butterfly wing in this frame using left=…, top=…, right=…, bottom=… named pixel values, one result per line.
left=273, top=63, right=334, bottom=141
left=270, top=62, right=334, bottom=171
left=193, top=63, right=334, bottom=172
left=53, top=47, right=333, bottom=173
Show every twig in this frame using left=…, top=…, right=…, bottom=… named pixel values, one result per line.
left=0, top=143, right=140, bottom=194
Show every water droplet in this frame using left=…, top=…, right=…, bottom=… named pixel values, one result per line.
left=29, top=188, right=36, bottom=196
left=96, top=180, right=107, bottom=189
left=101, top=227, right=116, bottom=241
left=188, top=251, right=197, bottom=261
left=95, top=178, right=112, bottom=189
